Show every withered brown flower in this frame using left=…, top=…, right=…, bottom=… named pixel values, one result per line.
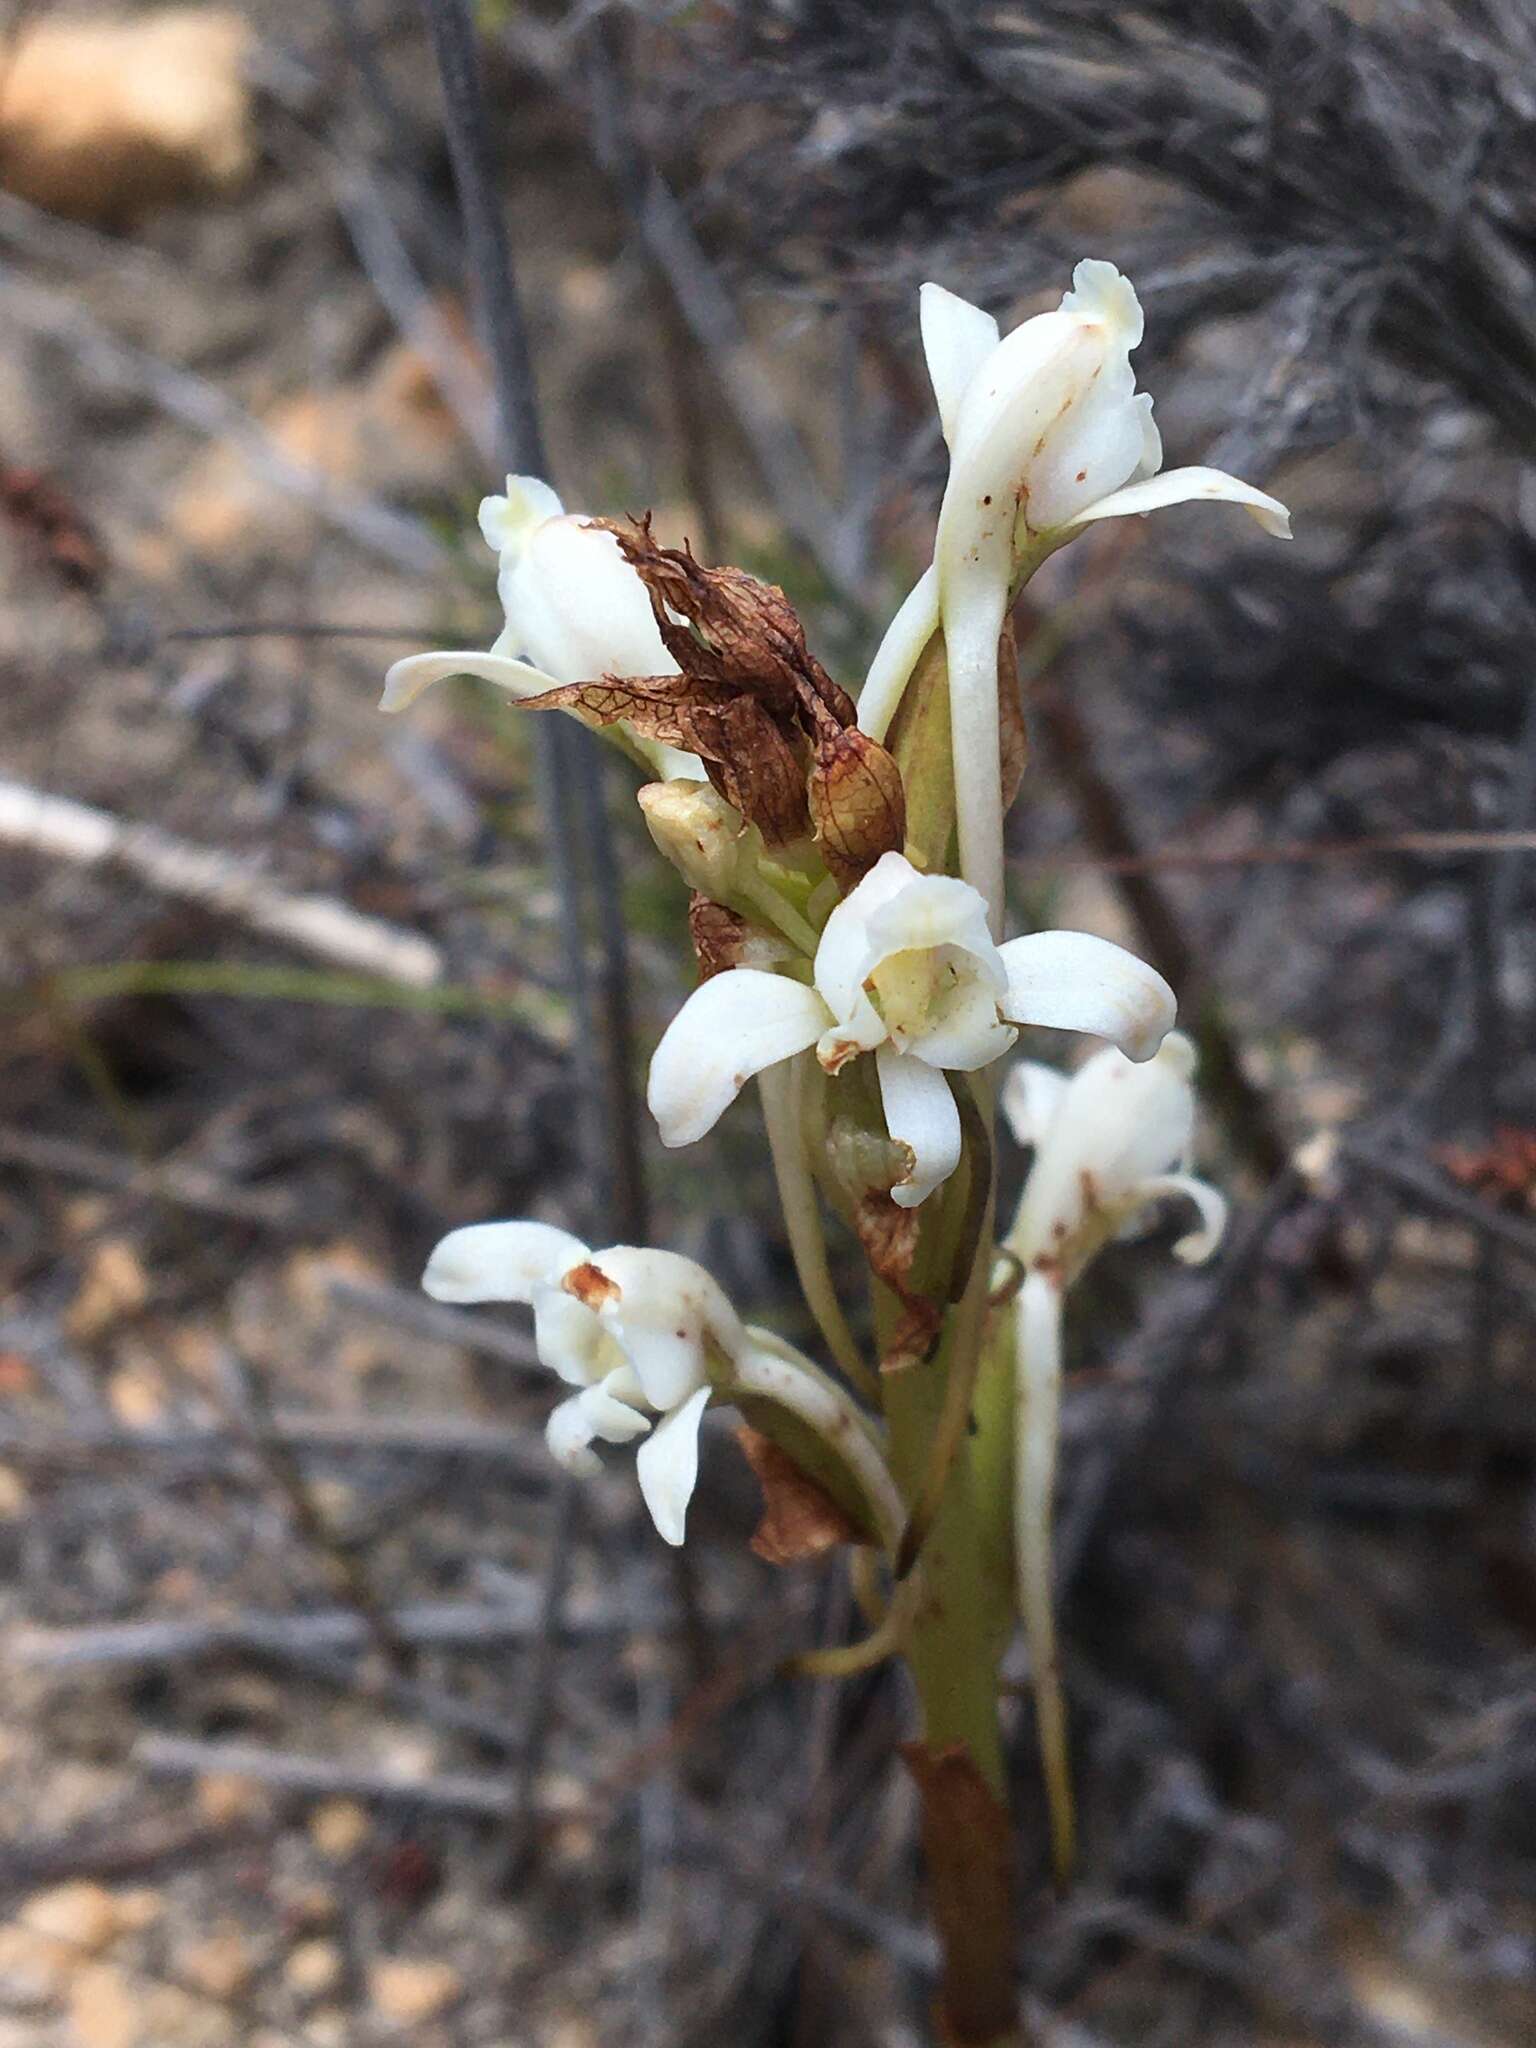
left=518, top=517, right=905, bottom=888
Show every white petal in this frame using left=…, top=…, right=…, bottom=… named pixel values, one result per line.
left=876, top=1046, right=962, bottom=1208
left=545, top=1393, right=604, bottom=1478
left=422, top=1221, right=589, bottom=1304
left=478, top=475, right=564, bottom=554
left=1134, top=1172, right=1228, bottom=1264
left=919, top=283, right=1000, bottom=448
left=861, top=866, right=1001, bottom=977
left=502, top=519, right=677, bottom=684
left=856, top=563, right=939, bottom=745
left=1066, top=465, right=1291, bottom=539
left=577, top=1368, right=654, bottom=1444
left=649, top=970, right=829, bottom=1147
left=530, top=1282, right=610, bottom=1387
left=635, top=1386, right=711, bottom=1546
left=1132, top=392, right=1162, bottom=481
left=1001, top=1061, right=1069, bottom=1149
left=590, top=1245, right=741, bottom=1412
left=813, top=850, right=917, bottom=1037
left=379, top=648, right=560, bottom=713
left=996, top=930, right=1175, bottom=1062
left=1059, top=258, right=1144, bottom=345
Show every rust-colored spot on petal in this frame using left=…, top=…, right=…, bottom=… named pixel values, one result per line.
left=563, top=1261, right=620, bottom=1310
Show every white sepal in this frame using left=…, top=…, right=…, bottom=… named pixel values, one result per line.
left=996, top=928, right=1175, bottom=1062
left=379, top=648, right=559, bottom=714
left=478, top=475, right=565, bottom=554
left=422, top=1220, right=590, bottom=1304
left=856, top=563, right=939, bottom=744
left=647, top=969, right=828, bottom=1147
left=1066, top=465, right=1292, bottom=539
left=919, top=283, right=1000, bottom=448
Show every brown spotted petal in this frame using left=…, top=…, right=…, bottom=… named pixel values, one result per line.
left=807, top=725, right=906, bottom=890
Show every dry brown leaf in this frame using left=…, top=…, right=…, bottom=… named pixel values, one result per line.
left=734, top=1425, right=861, bottom=1565
left=901, top=1743, right=1018, bottom=2045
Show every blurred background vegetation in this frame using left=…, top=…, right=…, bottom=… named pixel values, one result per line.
left=1, top=3, right=1534, bottom=2044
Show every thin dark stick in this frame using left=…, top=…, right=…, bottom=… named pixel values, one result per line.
left=419, top=0, right=649, bottom=1883
left=420, top=0, right=646, bottom=1249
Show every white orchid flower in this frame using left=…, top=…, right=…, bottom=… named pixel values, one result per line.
left=859, top=262, right=1291, bottom=925
left=1003, top=1029, right=1227, bottom=1282
left=421, top=1219, right=904, bottom=1551
left=380, top=475, right=700, bottom=778
left=422, top=1220, right=741, bottom=1545
left=649, top=849, right=1176, bottom=1209
left=1001, top=1030, right=1226, bottom=1886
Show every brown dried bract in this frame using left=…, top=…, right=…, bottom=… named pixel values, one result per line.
left=546, top=516, right=904, bottom=878
left=854, top=1192, right=942, bottom=1373
left=687, top=894, right=791, bottom=981
left=734, top=1424, right=861, bottom=1565
left=518, top=673, right=810, bottom=846
left=808, top=725, right=906, bottom=889
left=901, top=1743, right=1018, bottom=2045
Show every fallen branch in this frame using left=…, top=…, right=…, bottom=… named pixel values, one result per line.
left=0, top=1411, right=548, bottom=1474
left=0, top=1124, right=297, bottom=1227
left=132, top=1734, right=520, bottom=1817
left=16, top=1593, right=646, bottom=1670
left=0, top=776, right=442, bottom=986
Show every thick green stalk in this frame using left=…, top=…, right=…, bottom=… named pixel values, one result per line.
left=879, top=1258, right=1013, bottom=1791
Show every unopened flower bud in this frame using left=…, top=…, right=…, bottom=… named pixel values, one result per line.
left=638, top=779, right=752, bottom=897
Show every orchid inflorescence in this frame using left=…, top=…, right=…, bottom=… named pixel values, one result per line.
left=385, top=260, right=1287, bottom=1962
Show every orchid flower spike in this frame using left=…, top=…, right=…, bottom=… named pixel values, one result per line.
left=422, top=1221, right=742, bottom=1545
left=860, top=262, right=1291, bottom=926
left=649, top=849, right=1175, bottom=1209
left=380, top=476, right=700, bottom=777
left=1003, top=1029, right=1227, bottom=1284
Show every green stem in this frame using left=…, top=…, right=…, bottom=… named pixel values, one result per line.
left=878, top=1253, right=1013, bottom=1795
left=758, top=1059, right=878, bottom=1399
